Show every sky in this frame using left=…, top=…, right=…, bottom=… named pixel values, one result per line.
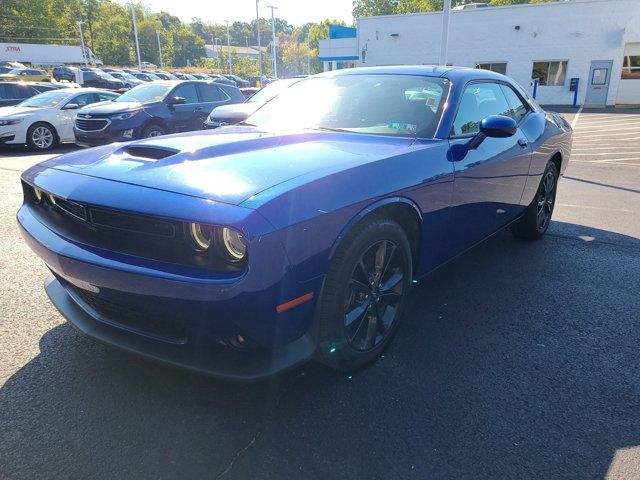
left=114, top=0, right=354, bottom=27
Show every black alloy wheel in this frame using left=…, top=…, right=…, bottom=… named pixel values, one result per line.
left=344, top=240, right=405, bottom=352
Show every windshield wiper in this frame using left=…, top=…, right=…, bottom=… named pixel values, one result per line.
left=313, top=127, right=351, bottom=133
left=237, top=121, right=256, bottom=126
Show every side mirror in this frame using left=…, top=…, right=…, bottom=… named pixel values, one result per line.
left=63, top=103, right=79, bottom=110
left=210, top=105, right=250, bottom=124
left=166, top=96, right=186, bottom=105
left=467, top=115, right=517, bottom=149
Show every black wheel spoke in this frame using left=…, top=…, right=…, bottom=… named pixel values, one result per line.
left=350, top=278, right=370, bottom=295
left=343, top=237, right=406, bottom=352
left=345, top=299, right=370, bottom=328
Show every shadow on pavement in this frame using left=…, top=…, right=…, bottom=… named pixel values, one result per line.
left=1, top=222, right=639, bottom=479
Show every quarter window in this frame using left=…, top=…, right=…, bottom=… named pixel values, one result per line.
left=451, top=82, right=512, bottom=136
left=197, top=84, right=225, bottom=102
left=476, top=62, right=507, bottom=75
left=172, top=84, right=199, bottom=104
left=499, top=84, right=528, bottom=124
left=532, top=61, right=568, bottom=86
left=622, top=56, right=640, bottom=79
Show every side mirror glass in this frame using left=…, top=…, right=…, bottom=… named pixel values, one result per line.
left=166, top=96, right=186, bottom=105
left=467, top=115, right=517, bottom=149
left=63, top=103, right=79, bottom=110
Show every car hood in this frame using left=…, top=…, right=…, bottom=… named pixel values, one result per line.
left=0, top=106, right=38, bottom=117
left=41, top=127, right=433, bottom=206
left=77, top=101, right=144, bottom=115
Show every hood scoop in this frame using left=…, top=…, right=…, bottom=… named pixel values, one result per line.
left=123, top=145, right=179, bottom=161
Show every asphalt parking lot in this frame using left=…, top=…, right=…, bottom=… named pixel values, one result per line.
left=1, top=109, right=639, bottom=479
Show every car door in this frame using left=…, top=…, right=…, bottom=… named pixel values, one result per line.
left=196, top=83, right=230, bottom=128
left=56, top=92, right=100, bottom=142
left=448, top=81, right=532, bottom=251
left=167, top=83, right=201, bottom=132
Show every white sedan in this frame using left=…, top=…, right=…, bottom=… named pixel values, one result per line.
left=0, top=88, right=119, bottom=151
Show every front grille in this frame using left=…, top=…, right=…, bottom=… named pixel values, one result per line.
left=22, top=181, right=247, bottom=275
left=75, top=118, right=109, bottom=131
left=69, top=284, right=188, bottom=344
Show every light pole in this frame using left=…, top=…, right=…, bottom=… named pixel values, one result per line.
left=131, top=7, right=142, bottom=70
left=156, top=30, right=163, bottom=68
left=224, top=20, right=232, bottom=75
left=439, top=0, right=452, bottom=66
left=77, top=21, right=87, bottom=66
left=256, top=0, right=263, bottom=76
left=267, top=5, right=278, bottom=78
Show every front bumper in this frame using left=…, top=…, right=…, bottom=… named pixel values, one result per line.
left=17, top=169, right=322, bottom=380
left=44, top=276, right=315, bottom=380
left=74, top=126, right=138, bottom=147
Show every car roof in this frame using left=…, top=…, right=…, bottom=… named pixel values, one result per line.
left=319, top=65, right=509, bottom=83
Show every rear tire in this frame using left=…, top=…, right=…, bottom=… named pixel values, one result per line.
left=315, top=217, right=412, bottom=372
left=512, top=161, right=558, bottom=239
left=26, top=122, right=57, bottom=151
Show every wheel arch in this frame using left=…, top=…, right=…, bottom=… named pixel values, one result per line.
left=141, top=117, right=169, bottom=134
left=27, top=120, right=60, bottom=144
left=328, top=197, right=423, bottom=271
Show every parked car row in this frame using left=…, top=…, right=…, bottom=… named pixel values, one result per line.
left=0, top=79, right=246, bottom=151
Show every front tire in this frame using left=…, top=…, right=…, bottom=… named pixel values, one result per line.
left=142, top=123, right=166, bottom=138
left=27, top=123, right=57, bottom=151
left=316, top=217, right=412, bottom=372
left=512, top=161, right=559, bottom=239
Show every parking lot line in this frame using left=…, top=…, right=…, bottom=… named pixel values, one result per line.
left=575, top=126, right=640, bottom=133
left=570, top=106, right=583, bottom=129
left=571, top=152, right=640, bottom=156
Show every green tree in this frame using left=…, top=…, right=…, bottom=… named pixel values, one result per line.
left=352, top=0, right=397, bottom=17
left=91, top=2, right=132, bottom=65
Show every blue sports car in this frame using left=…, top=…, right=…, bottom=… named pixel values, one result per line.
left=17, top=66, right=572, bottom=380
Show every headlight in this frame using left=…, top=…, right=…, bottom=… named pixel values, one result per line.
left=110, top=112, right=136, bottom=121
left=188, top=223, right=213, bottom=251
left=221, top=227, right=246, bottom=261
left=187, top=223, right=247, bottom=261
left=32, top=186, right=43, bottom=203
left=0, top=119, right=22, bottom=126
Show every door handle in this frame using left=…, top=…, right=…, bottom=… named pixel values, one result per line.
left=517, top=138, right=528, bottom=148
left=194, top=106, right=204, bottom=111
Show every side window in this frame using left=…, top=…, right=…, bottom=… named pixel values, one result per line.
left=0, top=84, right=15, bottom=98
left=20, top=70, right=29, bottom=76
left=197, top=84, right=224, bottom=102
left=96, top=92, right=117, bottom=102
left=72, top=93, right=96, bottom=107
left=172, top=84, right=199, bottom=103
left=499, top=84, right=529, bottom=124
left=451, top=82, right=512, bottom=136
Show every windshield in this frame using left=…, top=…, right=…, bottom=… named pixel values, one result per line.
left=7, top=69, right=24, bottom=75
left=19, top=91, right=73, bottom=108
left=145, top=73, right=162, bottom=80
left=98, top=72, right=117, bottom=80
left=248, top=74, right=447, bottom=138
left=248, top=79, right=298, bottom=104
left=115, top=84, right=172, bottom=103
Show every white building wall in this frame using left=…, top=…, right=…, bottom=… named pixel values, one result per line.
left=318, top=38, right=359, bottom=60
left=356, top=0, right=640, bottom=105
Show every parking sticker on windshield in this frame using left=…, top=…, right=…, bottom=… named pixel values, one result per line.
left=388, top=122, right=417, bottom=133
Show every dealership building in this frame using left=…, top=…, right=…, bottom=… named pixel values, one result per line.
left=318, top=0, right=640, bottom=106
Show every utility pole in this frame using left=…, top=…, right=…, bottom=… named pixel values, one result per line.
left=256, top=0, right=263, bottom=76
left=307, top=43, right=311, bottom=75
left=439, top=0, right=452, bottom=66
left=77, top=21, right=87, bottom=66
left=132, top=7, right=142, bottom=70
left=156, top=30, right=163, bottom=68
left=267, top=5, right=278, bottom=78
left=224, top=20, right=232, bottom=75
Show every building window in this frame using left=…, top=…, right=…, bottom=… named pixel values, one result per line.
left=476, top=62, right=507, bottom=75
left=532, top=61, right=568, bottom=86
left=622, top=56, right=640, bottom=79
